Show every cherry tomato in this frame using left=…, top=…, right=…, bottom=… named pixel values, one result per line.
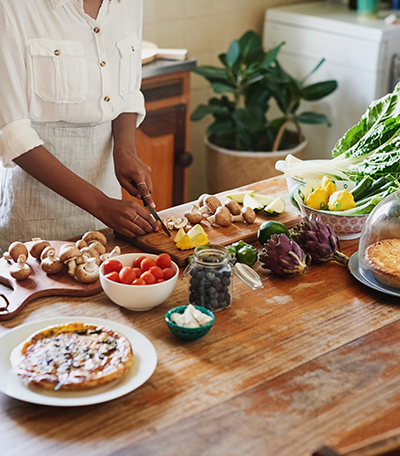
left=156, top=278, right=166, bottom=283
left=149, top=266, right=163, bottom=280
left=119, top=266, right=136, bottom=284
left=132, top=256, right=147, bottom=268
left=140, top=257, right=157, bottom=272
left=132, top=278, right=146, bottom=285
left=105, top=271, right=120, bottom=283
left=163, top=267, right=175, bottom=280
left=103, top=259, right=123, bottom=274
left=141, top=271, right=156, bottom=285
left=157, top=253, right=171, bottom=269
left=132, top=267, right=144, bottom=278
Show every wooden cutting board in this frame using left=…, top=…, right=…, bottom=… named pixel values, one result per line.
left=0, top=241, right=102, bottom=321
left=117, top=176, right=302, bottom=267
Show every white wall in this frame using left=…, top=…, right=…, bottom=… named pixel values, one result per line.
left=142, top=0, right=320, bottom=200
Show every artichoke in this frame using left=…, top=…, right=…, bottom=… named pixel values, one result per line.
left=259, top=233, right=311, bottom=278
left=291, top=214, right=349, bottom=266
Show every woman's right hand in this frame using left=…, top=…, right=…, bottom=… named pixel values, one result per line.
left=96, top=197, right=159, bottom=238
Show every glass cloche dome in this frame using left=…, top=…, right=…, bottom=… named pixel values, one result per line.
left=358, top=190, right=400, bottom=291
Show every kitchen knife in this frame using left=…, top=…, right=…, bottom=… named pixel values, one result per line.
left=131, top=181, right=171, bottom=237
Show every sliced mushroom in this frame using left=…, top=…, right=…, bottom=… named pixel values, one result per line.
left=30, top=238, right=51, bottom=259
left=41, top=248, right=64, bottom=275
left=8, top=241, right=29, bottom=262
left=207, top=206, right=232, bottom=227
left=10, top=254, right=32, bottom=281
left=184, top=205, right=203, bottom=225
left=224, top=199, right=242, bottom=216
left=82, top=231, right=107, bottom=247
left=100, top=246, right=122, bottom=263
left=2, top=251, right=12, bottom=262
left=75, top=257, right=99, bottom=284
left=199, top=195, right=222, bottom=215
left=173, top=217, right=188, bottom=229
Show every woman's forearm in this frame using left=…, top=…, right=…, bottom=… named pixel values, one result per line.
left=14, top=145, right=108, bottom=218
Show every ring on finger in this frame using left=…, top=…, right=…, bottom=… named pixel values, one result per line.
left=143, top=194, right=151, bottom=198
left=133, top=214, right=140, bottom=223
left=136, top=182, right=146, bottom=186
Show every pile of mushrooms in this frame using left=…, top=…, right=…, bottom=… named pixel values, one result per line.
left=162, top=193, right=257, bottom=232
left=2, top=231, right=121, bottom=284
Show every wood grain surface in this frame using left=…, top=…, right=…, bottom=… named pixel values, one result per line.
left=119, top=176, right=302, bottom=266
left=0, top=241, right=102, bottom=321
left=1, top=176, right=400, bottom=456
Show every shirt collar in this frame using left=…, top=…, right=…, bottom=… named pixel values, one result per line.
left=49, top=0, right=121, bottom=10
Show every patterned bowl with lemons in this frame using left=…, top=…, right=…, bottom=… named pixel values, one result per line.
left=292, top=180, right=368, bottom=240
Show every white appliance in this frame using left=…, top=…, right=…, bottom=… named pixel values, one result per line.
left=263, top=1, right=400, bottom=159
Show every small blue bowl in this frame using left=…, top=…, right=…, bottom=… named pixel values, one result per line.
left=165, top=305, right=215, bottom=341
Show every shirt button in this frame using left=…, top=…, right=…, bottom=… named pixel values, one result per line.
left=54, top=50, right=60, bottom=56
left=131, top=46, right=135, bottom=52
left=93, top=27, right=100, bottom=33
left=100, top=61, right=106, bottom=67
left=104, top=96, right=110, bottom=102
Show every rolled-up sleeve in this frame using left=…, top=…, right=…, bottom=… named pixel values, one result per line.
left=0, top=3, right=43, bottom=167
left=0, top=119, right=44, bottom=167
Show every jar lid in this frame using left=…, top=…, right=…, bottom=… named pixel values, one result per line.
left=233, top=263, right=263, bottom=290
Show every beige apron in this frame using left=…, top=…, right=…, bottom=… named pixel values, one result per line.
left=0, top=121, right=121, bottom=254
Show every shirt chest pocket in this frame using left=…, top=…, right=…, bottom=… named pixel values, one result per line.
left=116, top=33, right=139, bottom=99
left=28, top=39, right=88, bottom=104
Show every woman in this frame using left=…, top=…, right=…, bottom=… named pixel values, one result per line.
left=0, top=0, right=158, bottom=254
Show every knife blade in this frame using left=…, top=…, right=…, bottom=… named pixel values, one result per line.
left=131, top=180, right=171, bottom=237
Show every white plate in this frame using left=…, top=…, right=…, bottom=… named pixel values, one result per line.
left=0, top=317, right=157, bottom=407
left=348, top=252, right=400, bottom=298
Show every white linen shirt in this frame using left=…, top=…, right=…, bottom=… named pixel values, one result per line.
left=0, top=0, right=145, bottom=167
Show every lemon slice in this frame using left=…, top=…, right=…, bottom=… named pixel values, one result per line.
left=187, top=224, right=207, bottom=239
left=174, top=227, right=186, bottom=243
left=192, top=232, right=209, bottom=247
left=175, top=234, right=194, bottom=250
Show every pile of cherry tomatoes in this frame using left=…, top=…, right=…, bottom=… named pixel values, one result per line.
left=102, top=253, right=175, bottom=285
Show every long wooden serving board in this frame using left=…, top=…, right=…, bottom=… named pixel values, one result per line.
left=116, top=176, right=302, bottom=267
left=0, top=241, right=102, bottom=321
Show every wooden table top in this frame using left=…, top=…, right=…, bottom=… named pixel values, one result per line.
left=1, top=176, right=400, bottom=456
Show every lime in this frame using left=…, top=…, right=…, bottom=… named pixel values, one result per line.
left=257, top=221, right=290, bottom=246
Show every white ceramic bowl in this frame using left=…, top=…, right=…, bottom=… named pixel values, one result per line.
left=99, top=253, right=179, bottom=311
left=292, top=180, right=369, bottom=241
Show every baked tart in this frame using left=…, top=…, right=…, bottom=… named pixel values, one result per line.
left=10, top=323, right=133, bottom=391
left=365, top=239, right=400, bottom=289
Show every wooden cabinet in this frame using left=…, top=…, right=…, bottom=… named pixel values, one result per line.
left=121, top=69, right=193, bottom=211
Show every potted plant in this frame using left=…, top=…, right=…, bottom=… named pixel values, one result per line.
left=190, top=30, right=338, bottom=193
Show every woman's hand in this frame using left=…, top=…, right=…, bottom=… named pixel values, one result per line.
left=95, top=197, right=159, bottom=238
left=112, top=112, right=156, bottom=208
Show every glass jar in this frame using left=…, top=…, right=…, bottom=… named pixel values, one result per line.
left=184, top=244, right=262, bottom=312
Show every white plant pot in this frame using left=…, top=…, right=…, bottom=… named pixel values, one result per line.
left=205, top=136, right=308, bottom=194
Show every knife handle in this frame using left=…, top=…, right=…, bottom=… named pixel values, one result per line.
left=131, top=180, right=149, bottom=207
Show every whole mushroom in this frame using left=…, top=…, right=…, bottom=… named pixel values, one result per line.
left=41, top=248, right=64, bottom=275
left=199, top=195, right=222, bottom=216
left=100, top=246, right=121, bottom=263
left=82, top=231, right=107, bottom=247
left=10, top=254, right=32, bottom=281
left=75, top=257, right=99, bottom=284
left=224, top=199, right=241, bottom=216
left=29, top=238, right=51, bottom=259
left=207, top=206, right=232, bottom=227
left=88, top=241, right=106, bottom=256
left=184, top=205, right=203, bottom=225
left=8, top=241, right=29, bottom=262
left=80, top=245, right=101, bottom=266
left=59, top=245, right=84, bottom=276
left=231, top=206, right=257, bottom=224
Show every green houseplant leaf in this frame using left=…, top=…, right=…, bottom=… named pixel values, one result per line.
left=191, top=30, right=338, bottom=152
